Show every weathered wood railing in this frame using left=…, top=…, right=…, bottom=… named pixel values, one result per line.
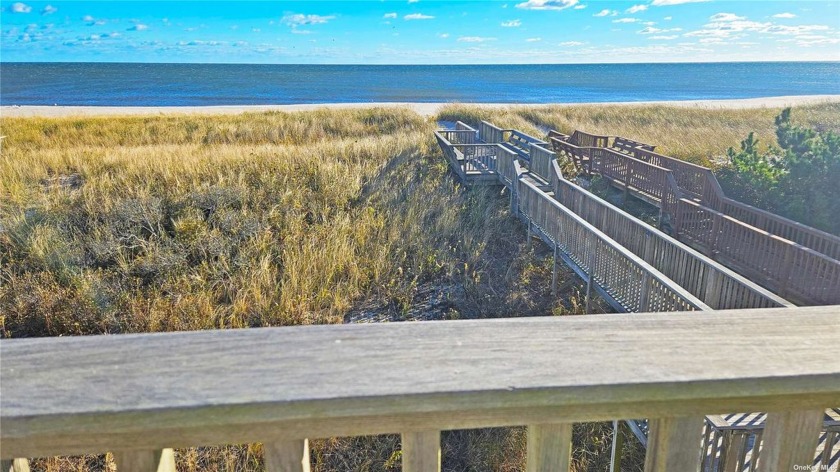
left=513, top=161, right=709, bottom=313
left=548, top=160, right=792, bottom=310
left=3, top=307, right=838, bottom=472
left=546, top=128, right=840, bottom=305
left=677, top=199, right=840, bottom=305
left=628, top=146, right=840, bottom=262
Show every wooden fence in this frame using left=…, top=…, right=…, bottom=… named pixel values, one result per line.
left=3, top=307, right=838, bottom=472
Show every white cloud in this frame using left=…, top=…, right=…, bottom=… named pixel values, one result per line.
left=651, top=0, right=709, bottom=5
left=458, top=36, right=496, bottom=42
left=638, top=26, right=681, bottom=34
left=772, top=13, right=797, bottom=19
left=408, top=0, right=420, bottom=3
left=41, top=4, right=57, bottom=15
left=404, top=13, right=435, bottom=20
left=649, top=35, right=678, bottom=40
left=664, top=16, right=673, bottom=20
left=594, top=9, right=618, bottom=17
left=82, top=15, right=94, bottom=22
left=526, top=37, right=542, bottom=42
left=282, top=14, right=336, bottom=28
left=574, top=4, right=587, bottom=9
left=515, top=0, right=579, bottom=11
left=627, top=5, right=648, bottom=14
left=560, top=40, right=584, bottom=46
left=501, top=19, right=522, bottom=27
left=438, top=33, right=450, bottom=38
left=10, top=2, right=31, bottom=13
left=383, top=12, right=397, bottom=19
left=613, top=18, right=639, bottom=23
left=128, top=24, right=148, bottom=31
left=708, top=13, right=745, bottom=22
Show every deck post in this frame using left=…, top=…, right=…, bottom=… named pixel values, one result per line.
left=402, top=430, right=441, bottom=472
left=526, top=423, right=573, bottom=472
left=112, top=449, right=175, bottom=472
left=644, top=416, right=704, bottom=472
left=761, top=410, right=823, bottom=472
left=264, top=439, right=311, bottom=472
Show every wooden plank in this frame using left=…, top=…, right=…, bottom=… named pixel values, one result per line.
left=402, top=430, right=440, bottom=472
left=760, top=410, right=823, bottom=472
left=526, top=423, right=572, bottom=472
left=644, top=416, right=703, bottom=472
left=112, top=449, right=174, bottom=472
left=2, top=307, right=839, bottom=457
left=264, top=439, right=310, bottom=472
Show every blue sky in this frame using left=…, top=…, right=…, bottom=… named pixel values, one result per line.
left=1, top=1, right=838, bottom=64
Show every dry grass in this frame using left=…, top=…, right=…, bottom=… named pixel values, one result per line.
left=1, top=108, right=601, bottom=472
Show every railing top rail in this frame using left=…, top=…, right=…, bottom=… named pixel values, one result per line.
left=634, top=147, right=714, bottom=172
left=679, top=198, right=840, bottom=265
left=3, top=306, right=839, bottom=457
left=718, top=194, right=840, bottom=245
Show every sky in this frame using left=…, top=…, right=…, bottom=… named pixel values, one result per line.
left=1, top=1, right=839, bottom=64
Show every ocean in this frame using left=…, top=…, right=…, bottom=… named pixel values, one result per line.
left=1, top=62, right=839, bottom=106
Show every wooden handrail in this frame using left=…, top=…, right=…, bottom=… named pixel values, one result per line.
left=3, top=307, right=839, bottom=470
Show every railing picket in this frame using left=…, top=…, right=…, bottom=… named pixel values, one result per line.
left=264, top=439, right=311, bottom=472
left=0, top=459, right=29, bottom=472
left=759, top=410, right=823, bottom=472
left=527, top=423, right=573, bottom=472
left=402, top=431, right=441, bottom=472
left=112, top=449, right=175, bottom=472
left=644, top=417, right=704, bottom=472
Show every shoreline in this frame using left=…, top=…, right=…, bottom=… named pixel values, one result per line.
left=2, top=95, right=839, bottom=118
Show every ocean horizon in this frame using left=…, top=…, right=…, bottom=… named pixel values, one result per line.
left=2, top=61, right=839, bottom=107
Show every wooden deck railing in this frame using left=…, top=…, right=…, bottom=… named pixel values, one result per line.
left=677, top=199, right=840, bottom=305
left=548, top=160, right=792, bottom=310
left=3, top=307, right=839, bottom=472
left=547, top=128, right=840, bottom=305
left=513, top=161, right=709, bottom=313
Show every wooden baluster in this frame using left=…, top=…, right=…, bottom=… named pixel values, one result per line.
left=112, top=449, right=175, bottom=472
left=264, top=439, right=311, bottom=472
left=1, top=459, right=30, bottom=472
left=760, top=410, right=822, bottom=472
left=402, top=430, right=441, bottom=472
left=644, top=416, right=704, bottom=472
left=527, top=423, right=573, bottom=472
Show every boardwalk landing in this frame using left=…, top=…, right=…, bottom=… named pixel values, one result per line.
left=435, top=121, right=839, bottom=471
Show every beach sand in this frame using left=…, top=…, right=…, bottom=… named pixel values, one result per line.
left=2, top=94, right=839, bottom=118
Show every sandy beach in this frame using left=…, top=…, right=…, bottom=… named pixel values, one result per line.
left=2, top=94, right=839, bottom=118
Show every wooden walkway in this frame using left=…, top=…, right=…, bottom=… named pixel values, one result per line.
left=549, top=130, right=840, bottom=305
left=434, top=121, right=838, bottom=471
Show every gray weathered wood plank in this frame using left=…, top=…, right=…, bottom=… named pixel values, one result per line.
left=264, top=439, right=310, bottom=472
left=644, top=416, right=703, bottom=472
left=112, top=449, right=174, bottom=472
left=526, top=423, right=572, bottom=472
left=2, top=307, right=839, bottom=457
left=402, top=431, right=440, bottom=472
left=760, top=410, right=823, bottom=472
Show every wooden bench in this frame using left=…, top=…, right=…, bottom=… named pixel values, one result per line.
left=611, top=136, right=655, bottom=155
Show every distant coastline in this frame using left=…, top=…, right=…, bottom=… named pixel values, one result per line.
left=3, top=95, right=840, bottom=118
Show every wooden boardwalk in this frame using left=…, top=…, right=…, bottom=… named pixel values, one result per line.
left=549, top=130, right=840, bottom=305
left=434, top=121, right=839, bottom=471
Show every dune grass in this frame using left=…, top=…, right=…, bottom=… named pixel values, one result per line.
left=0, top=107, right=599, bottom=472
